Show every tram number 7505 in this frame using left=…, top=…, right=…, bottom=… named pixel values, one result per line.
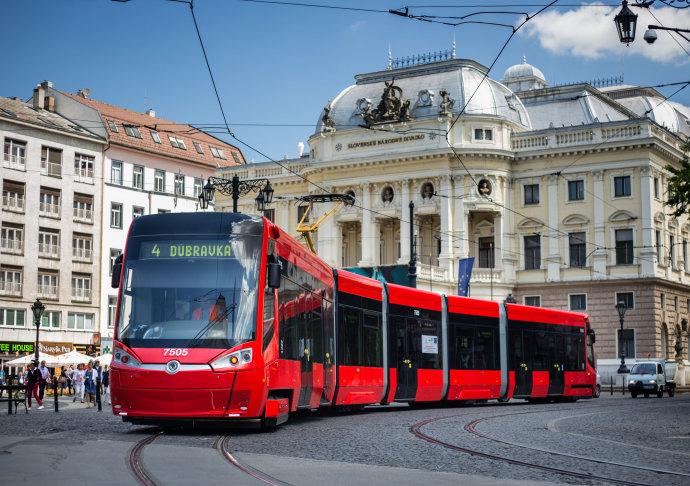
left=163, top=348, right=189, bottom=357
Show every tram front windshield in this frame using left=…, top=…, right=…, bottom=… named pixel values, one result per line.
left=116, top=234, right=262, bottom=349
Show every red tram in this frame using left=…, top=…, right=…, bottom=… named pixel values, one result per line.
left=109, top=212, right=597, bottom=426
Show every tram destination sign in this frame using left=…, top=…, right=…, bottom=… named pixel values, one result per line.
left=140, top=240, right=234, bottom=259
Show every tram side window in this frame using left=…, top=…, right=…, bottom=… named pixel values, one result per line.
left=509, top=328, right=525, bottom=370
left=564, top=333, right=584, bottom=371
left=529, top=331, right=550, bottom=371
left=262, top=288, right=275, bottom=352
left=474, top=328, right=496, bottom=370
left=340, top=306, right=360, bottom=365
left=362, top=312, right=382, bottom=367
left=453, top=327, right=474, bottom=369
left=449, top=315, right=499, bottom=370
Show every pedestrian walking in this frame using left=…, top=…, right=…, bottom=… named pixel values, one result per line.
left=25, top=362, right=43, bottom=410
left=0, top=366, right=5, bottom=399
left=66, top=365, right=74, bottom=395
left=102, top=365, right=110, bottom=405
left=38, top=360, right=50, bottom=400
left=58, top=367, right=68, bottom=396
left=71, top=364, right=85, bottom=403
left=84, top=362, right=97, bottom=407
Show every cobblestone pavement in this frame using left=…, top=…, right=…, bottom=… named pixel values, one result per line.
left=0, top=393, right=688, bottom=485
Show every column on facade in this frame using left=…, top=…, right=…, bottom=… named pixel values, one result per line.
left=398, top=180, right=411, bottom=264
left=546, top=174, right=560, bottom=281
left=316, top=200, right=338, bottom=268
left=639, top=166, right=656, bottom=276
left=592, top=170, right=608, bottom=278
left=453, top=176, right=467, bottom=259
left=438, top=176, right=454, bottom=274
left=493, top=212, right=503, bottom=271
left=358, top=183, right=374, bottom=267
left=278, top=200, right=290, bottom=233
left=502, top=177, right=517, bottom=283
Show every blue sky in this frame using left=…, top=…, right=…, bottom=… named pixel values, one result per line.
left=2, top=0, right=689, bottom=161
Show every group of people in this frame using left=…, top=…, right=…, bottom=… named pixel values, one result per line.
left=5, top=360, right=110, bottom=410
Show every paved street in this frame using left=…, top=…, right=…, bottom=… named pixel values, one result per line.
left=1, top=394, right=688, bottom=486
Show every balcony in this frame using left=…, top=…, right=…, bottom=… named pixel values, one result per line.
left=37, top=284, right=58, bottom=299
left=417, top=263, right=450, bottom=282
left=71, top=287, right=91, bottom=302
left=73, top=207, right=93, bottom=223
left=471, top=268, right=503, bottom=283
left=39, top=202, right=61, bottom=217
left=3, top=154, right=25, bottom=170
left=38, top=243, right=60, bottom=258
left=0, top=281, right=22, bottom=296
left=0, top=238, right=23, bottom=254
left=2, top=195, right=24, bottom=212
left=72, top=247, right=93, bottom=262
left=42, top=162, right=62, bottom=177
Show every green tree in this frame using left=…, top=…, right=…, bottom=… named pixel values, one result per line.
left=665, top=140, right=690, bottom=218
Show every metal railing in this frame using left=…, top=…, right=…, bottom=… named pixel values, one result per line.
left=72, top=247, right=93, bottom=261
left=42, top=161, right=62, bottom=177
left=73, top=207, right=93, bottom=222
left=38, top=243, right=60, bottom=257
left=0, top=238, right=23, bottom=253
left=71, top=287, right=91, bottom=301
left=3, top=154, right=25, bottom=169
left=0, top=282, right=22, bottom=296
left=2, top=195, right=24, bottom=211
left=39, top=202, right=61, bottom=216
left=37, top=284, right=58, bottom=298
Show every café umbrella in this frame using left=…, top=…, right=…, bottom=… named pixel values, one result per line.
left=52, top=350, right=92, bottom=366
left=93, top=353, right=112, bottom=366
left=5, top=352, right=57, bottom=366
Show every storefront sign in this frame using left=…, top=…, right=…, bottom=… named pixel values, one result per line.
left=0, top=341, right=34, bottom=355
left=346, top=133, right=425, bottom=150
left=39, top=342, right=73, bottom=356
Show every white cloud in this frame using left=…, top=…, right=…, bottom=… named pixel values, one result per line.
left=348, top=20, right=367, bottom=33
left=521, top=4, right=690, bottom=63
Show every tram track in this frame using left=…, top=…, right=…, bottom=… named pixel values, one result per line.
left=409, top=401, right=689, bottom=486
left=127, top=430, right=163, bottom=486
left=214, top=434, right=293, bottom=486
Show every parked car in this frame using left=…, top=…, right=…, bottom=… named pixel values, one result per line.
left=627, top=360, right=676, bottom=398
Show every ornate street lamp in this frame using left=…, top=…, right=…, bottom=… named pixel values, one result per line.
left=614, top=1, right=638, bottom=45
left=199, top=176, right=276, bottom=213
left=615, top=300, right=629, bottom=373
left=31, top=299, right=45, bottom=363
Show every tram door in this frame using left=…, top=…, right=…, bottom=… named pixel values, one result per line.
left=394, top=317, right=418, bottom=401
left=298, top=293, right=324, bottom=408
left=511, top=329, right=532, bottom=397
left=548, top=334, right=565, bottom=395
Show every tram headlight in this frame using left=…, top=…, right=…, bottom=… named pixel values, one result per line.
left=210, top=348, right=253, bottom=371
left=114, top=349, right=142, bottom=368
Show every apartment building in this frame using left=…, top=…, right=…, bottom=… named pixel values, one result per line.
left=0, top=84, right=105, bottom=363
left=44, top=86, right=245, bottom=353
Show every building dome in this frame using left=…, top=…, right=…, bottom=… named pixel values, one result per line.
left=315, top=58, right=531, bottom=134
left=502, top=56, right=547, bottom=92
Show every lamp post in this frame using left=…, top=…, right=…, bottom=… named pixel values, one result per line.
left=31, top=299, right=45, bottom=363
left=615, top=300, right=629, bottom=374
left=408, top=201, right=417, bottom=288
left=199, top=175, right=274, bottom=213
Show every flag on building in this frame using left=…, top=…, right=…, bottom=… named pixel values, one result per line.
left=457, top=257, right=474, bottom=296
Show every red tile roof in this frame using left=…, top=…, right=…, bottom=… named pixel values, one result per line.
left=65, top=93, right=245, bottom=168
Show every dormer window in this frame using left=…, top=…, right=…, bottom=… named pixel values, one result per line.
left=193, top=142, right=204, bottom=154
left=210, top=147, right=227, bottom=160
left=107, top=120, right=119, bottom=133
left=123, top=125, right=142, bottom=139
left=150, top=130, right=161, bottom=144
left=168, top=135, right=187, bottom=150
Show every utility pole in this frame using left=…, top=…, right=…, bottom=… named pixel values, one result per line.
left=408, top=201, right=417, bottom=288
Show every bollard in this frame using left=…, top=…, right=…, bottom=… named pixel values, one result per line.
left=610, top=376, right=613, bottom=395
left=622, top=374, right=626, bottom=395
left=96, top=378, right=102, bottom=412
left=53, top=378, right=58, bottom=412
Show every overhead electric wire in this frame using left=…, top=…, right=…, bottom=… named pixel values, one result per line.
left=237, top=0, right=389, bottom=13
left=647, top=8, right=690, bottom=57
